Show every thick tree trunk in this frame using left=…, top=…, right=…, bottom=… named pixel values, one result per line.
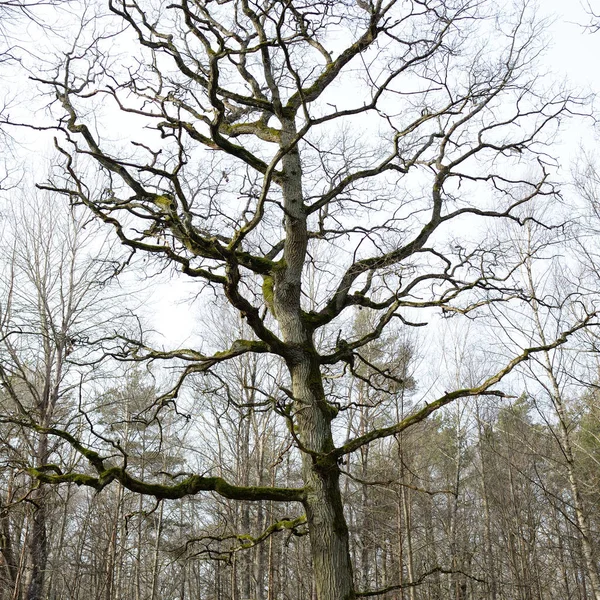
left=290, top=357, right=355, bottom=600
left=273, top=118, right=355, bottom=600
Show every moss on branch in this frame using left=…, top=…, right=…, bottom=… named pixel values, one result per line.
left=29, top=465, right=304, bottom=503
left=19, top=421, right=305, bottom=503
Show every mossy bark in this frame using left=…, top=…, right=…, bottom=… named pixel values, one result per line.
left=26, top=435, right=49, bottom=600
left=273, top=117, right=355, bottom=600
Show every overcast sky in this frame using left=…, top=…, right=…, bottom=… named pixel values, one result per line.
left=544, top=1, right=599, bottom=89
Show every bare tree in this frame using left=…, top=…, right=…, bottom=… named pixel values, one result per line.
left=13, top=1, right=598, bottom=599
left=0, top=193, right=125, bottom=600
left=518, top=223, right=600, bottom=600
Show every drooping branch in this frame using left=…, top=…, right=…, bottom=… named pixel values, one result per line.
left=357, top=567, right=488, bottom=598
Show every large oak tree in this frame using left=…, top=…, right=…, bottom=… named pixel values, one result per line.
left=11, top=1, right=597, bottom=599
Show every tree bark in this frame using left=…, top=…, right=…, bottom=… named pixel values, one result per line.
left=0, top=472, right=19, bottom=599
left=550, top=378, right=600, bottom=600
left=26, top=434, right=49, bottom=600
left=291, top=356, right=355, bottom=600
left=523, top=251, right=600, bottom=600
left=273, top=117, right=355, bottom=600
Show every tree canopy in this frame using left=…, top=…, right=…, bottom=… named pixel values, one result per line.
left=1, top=1, right=600, bottom=600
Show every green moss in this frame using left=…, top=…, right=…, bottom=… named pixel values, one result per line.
left=36, top=463, right=62, bottom=474
left=324, top=402, right=339, bottom=419
left=212, top=339, right=265, bottom=359
left=154, top=194, right=175, bottom=210
left=232, top=339, right=261, bottom=352
left=29, top=458, right=305, bottom=503
left=261, top=259, right=287, bottom=316
left=27, top=468, right=102, bottom=490
left=78, top=446, right=102, bottom=463
left=262, top=275, right=276, bottom=315
left=237, top=252, right=276, bottom=272
left=70, top=474, right=100, bottom=488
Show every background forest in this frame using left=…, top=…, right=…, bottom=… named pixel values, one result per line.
left=2, top=1, right=600, bottom=600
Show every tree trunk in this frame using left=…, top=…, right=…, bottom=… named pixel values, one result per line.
left=524, top=253, right=600, bottom=600
left=552, top=386, right=600, bottom=600
left=26, top=435, right=49, bottom=600
left=1, top=472, right=19, bottom=598
left=475, top=405, right=497, bottom=600
left=149, top=497, right=164, bottom=600
left=360, top=442, right=370, bottom=592
left=12, top=514, right=30, bottom=600
left=293, top=356, right=354, bottom=600
left=272, top=118, right=355, bottom=600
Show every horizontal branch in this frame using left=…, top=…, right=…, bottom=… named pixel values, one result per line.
left=29, top=465, right=304, bottom=503
left=118, top=337, right=270, bottom=365
left=10, top=421, right=304, bottom=503
left=181, top=514, right=308, bottom=560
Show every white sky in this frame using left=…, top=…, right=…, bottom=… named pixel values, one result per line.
left=545, top=2, right=598, bottom=84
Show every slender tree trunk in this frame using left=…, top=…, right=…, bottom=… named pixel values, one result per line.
left=267, top=532, right=274, bottom=600
left=105, top=484, right=123, bottom=600
left=12, top=514, right=30, bottom=600
left=267, top=464, right=276, bottom=600
left=1, top=472, right=19, bottom=597
left=555, top=509, right=571, bottom=600
left=114, top=488, right=126, bottom=600
left=475, top=406, right=497, bottom=600
left=135, top=494, right=143, bottom=600
left=71, top=498, right=92, bottom=600
left=27, top=315, right=66, bottom=600
left=423, top=491, right=441, bottom=600
left=550, top=380, right=600, bottom=600
left=254, top=425, right=267, bottom=600
left=449, top=424, right=463, bottom=600
left=523, top=253, right=600, bottom=600
left=400, top=485, right=415, bottom=600
left=239, top=414, right=251, bottom=600
left=26, top=435, right=49, bottom=600
left=231, top=554, right=238, bottom=600
left=149, top=498, right=164, bottom=600
left=179, top=559, right=186, bottom=600
left=396, top=502, right=404, bottom=600
left=46, top=480, right=74, bottom=600
left=360, top=443, right=370, bottom=592
left=507, top=465, right=524, bottom=600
